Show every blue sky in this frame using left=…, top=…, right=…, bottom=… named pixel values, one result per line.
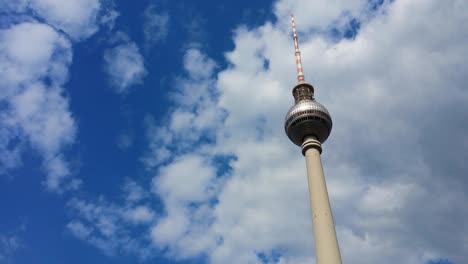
left=0, top=0, right=467, bottom=263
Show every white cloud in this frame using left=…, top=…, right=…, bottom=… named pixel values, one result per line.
left=154, top=155, right=218, bottom=203
left=0, top=22, right=77, bottom=191
left=1, top=0, right=117, bottom=41
left=56, top=0, right=468, bottom=263
left=67, top=180, right=155, bottom=258
left=0, top=0, right=118, bottom=190
left=143, top=0, right=468, bottom=263
left=98, top=2, right=120, bottom=32
left=29, top=0, right=105, bottom=41
left=11, top=84, right=75, bottom=155
left=67, top=220, right=93, bottom=240
left=0, top=23, right=71, bottom=96
left=124, top=206, right=155, bottom=224
left=67, top=196, right=155, bottom=258
left=143, top=4, right=169, bottom=49
left=103, top=41, right=147, bottom=94
left=183, top=49, right=216, bottom=80
left=275, top=0, right=367, bottom=28
left=142, top=49, right=222, bottom=170
left=141, top=117, right=173, bottom=169
left=148, top=155, right=220, bottom=259
left=123, top=179, right=150, bottom=203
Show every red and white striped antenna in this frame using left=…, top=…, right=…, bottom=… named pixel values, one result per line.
left=291, top=14, right=305, bottom=82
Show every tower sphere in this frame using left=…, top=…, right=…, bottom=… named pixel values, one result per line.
left=284, top=83, right=333, bottom=146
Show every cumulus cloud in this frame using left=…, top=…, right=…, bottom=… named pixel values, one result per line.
left=124, top=206, right=155, bottom=224
left=29, top=0, right=102, bottom=40
left=143, top=46, right=310, bottom=263
left=123, top=179, right=150, bottom=203
left=141, top=117, right=172, bottom=169
left=67, top=179, right=155, bottom=258
left=0, top=22, right=77, bottom=191
left=1, top=0, right=118, bottom=41
left=103, top=39, right=147, bottom=94
left=150, top=154, right=220, bottom=257
left=144, top=0, right=468, bottom=263
left=67, top=0, right=468, bottom=263
left=0, top=0, right=118, bottom=191
left=28, top=0, right=119, bottom=40
left=142, top=48, right=222, bottom=170
left=67, top=195, right=155, bottom=258
left=275, top=0, right=368, bottom=30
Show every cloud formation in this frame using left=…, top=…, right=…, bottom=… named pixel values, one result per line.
left=67, top=180, right=155, bottom=258
left=29, top=0, right=102, bottom=40
left=0, top=0, right=118, bottom=191
left=60, top=0, right=468, bottom=263
left=144, top=0, right=468, bottom=263
left=103, top=38, right=147, bottom=94
left=275, top=0, right=368, bottom=30
left=0, top=22, right=76, bottom=190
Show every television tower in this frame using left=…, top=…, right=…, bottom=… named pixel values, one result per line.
left=284, top=14, right=342, bottom=264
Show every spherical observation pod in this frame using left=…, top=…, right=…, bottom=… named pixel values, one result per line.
left=284, top=99, right=333, bottom=146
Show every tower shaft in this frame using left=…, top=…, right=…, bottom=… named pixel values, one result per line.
left=302, top=136, right=342, bottom=264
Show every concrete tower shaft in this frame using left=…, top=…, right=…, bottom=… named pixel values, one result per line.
left=302, top=136, right=342, bottom=264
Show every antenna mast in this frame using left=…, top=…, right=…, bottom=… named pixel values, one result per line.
left=291, top=14, right=305, bottom=82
